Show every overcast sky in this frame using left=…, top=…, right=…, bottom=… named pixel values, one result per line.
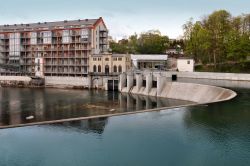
left=0, top=0, right=249, bottom=39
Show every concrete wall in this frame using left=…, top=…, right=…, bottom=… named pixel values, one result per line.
left=167, top=71, right=250, bottom=81
left=137, top=71, right=250, bottom=81
left=120, top=73, right=237, bottom=104
left=157, top=82, right=236, bottom=103
left=45, top=76, right=89, bottom=88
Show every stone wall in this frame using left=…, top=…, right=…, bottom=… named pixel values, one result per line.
left=0, top=76, right=31, bottom=87
left=0, top=76, right=31, bottom=82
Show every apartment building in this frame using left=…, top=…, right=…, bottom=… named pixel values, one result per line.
left=0, top=17, right=109, bottom=77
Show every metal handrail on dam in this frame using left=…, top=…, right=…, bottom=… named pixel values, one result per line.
left=119, top=72, right=237, bottom=104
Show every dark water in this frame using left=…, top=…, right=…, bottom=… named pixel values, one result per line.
left=0, top=88, right=192, bottom=128
left=0, top=88, right=250, bottom=166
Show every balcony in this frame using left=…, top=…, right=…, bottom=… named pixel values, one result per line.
left=99, top=39, right=108, bottom=45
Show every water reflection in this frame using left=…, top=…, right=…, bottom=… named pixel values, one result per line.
left=0, top=87, right=192, bottom=128
left=47, top=118, right=109, bottom=135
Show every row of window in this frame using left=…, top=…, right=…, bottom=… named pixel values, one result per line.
left=93, top=65, right=122, bottom=73
left=113, top=57, right=123, bottom=61
left=92, top=57, right=123, bottom=61
left=93, top=57, right=102, bottom=61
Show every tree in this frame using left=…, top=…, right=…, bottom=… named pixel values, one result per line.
left=110, top=30, right=170, bottom=54
left=183, top=10, right=250, bottom=65
left=137, top=31, right=169, bottom=54
left=205, top=10, right=232, bottom=66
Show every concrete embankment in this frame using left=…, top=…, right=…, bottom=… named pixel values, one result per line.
left=119, top=72, right=237, bottom=104
left=0, top=76, right=115, bottom=90
left=0, top=76, right=31, bottom=87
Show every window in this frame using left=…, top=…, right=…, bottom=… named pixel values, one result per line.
left=93, top=65, right=97, bottom=72
left=62, top=30, right=71, bottom=43
left=93, top=58, right=97, bottom=61
left=43, top=31, right=52, bottom=44
left=105, top=58, right=109, bottom=61
left=30, top=32, right=37, bottom=45
left=81, top=29, right=89, bottom=39
left=113, top=57, right=117, bottom=61
left=98, top=58, right=102, bottom=61
left=187, top=60, right=190, bottom=64
left=98, top=65, right=101, bottom=72
left=118, top=65, right=122, bottom=73
left=105, top=65, right=109, bottom=74
left=113, top=65, right=117, bottom=72
left=118, top=58, right=122, bottom=61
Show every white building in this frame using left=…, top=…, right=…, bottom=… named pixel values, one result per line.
left=131, top=54, right=168, bottom=70
left=177, top=58, right=194, bottom=72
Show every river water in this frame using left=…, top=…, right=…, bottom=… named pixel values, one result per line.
left=0, top=85, right=250, bottom=165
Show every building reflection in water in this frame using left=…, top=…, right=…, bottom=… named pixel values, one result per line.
left=0, top=88, right=193, bottom=128
left=47, top=117, right=109, bottom=135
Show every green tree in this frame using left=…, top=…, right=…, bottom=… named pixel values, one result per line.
left=205, top=10, right=232, bottom=66
left=110, top=30, right=170, bottom=54
left=137, top=31, right=169, bottom=54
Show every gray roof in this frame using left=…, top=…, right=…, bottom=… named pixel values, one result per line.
left=131, top=54, right=168, bottom=61
left=92, top=54, right=129, bottom=57
left=0, top=18, right=100, bottom=32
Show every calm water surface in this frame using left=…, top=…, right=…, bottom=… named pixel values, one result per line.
left=0, top=87, right=192, bottom=128
left=0, top=87, right=250, bottom=166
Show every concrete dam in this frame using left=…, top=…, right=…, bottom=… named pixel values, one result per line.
left=119, top=71, right=237, bottom=104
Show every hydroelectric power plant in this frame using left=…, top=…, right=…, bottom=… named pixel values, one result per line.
left=0, top=74, right=250, bottom=166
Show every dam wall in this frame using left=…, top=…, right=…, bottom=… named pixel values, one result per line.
left=119, top=72, right=237, bottom=104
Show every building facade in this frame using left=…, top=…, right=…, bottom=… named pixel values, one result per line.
left=177, top=58, right=194, bottom=72
left=0, top=17, right=108, bottom=77
left=89, top=54, right=131, bottom=75
left=131, top=54, right=168, bottom=70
